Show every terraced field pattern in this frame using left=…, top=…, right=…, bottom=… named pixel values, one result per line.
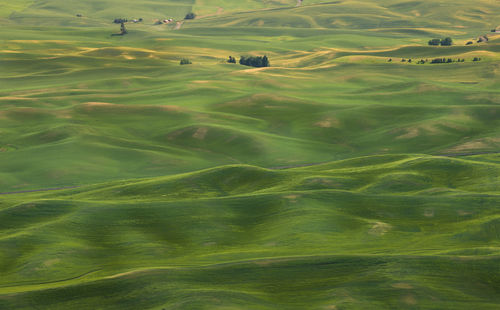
left=1, top=0, right=500, bottom=309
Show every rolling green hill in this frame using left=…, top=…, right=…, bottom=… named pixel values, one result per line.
left=1, top=155, right=500, bottom=308
left=0, top=0, right=499, bottom=309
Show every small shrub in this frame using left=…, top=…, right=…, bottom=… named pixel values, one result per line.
left=185, top=13, right=196, bottom=20
left=228, top=56, right=236, bottom=63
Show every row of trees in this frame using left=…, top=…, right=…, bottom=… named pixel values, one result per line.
left=178, top=56, right=271, bottom=66
left=113, top=18, right=128, bottom=24
left=388, top=58, right=482, bottom=64
left=113, top=18, right=143, bottom=24
left=428, top=37, right=453, bottom=46
left=430, top=58, right=465, bottom=64
left=115, top=14, right=193, bottom=24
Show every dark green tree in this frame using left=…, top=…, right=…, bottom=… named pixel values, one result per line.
left=428, top=39, right=440, bottom=46
left=440, top=37, right=453, bottom=46
left=120, top=22, right=127, bottom=35
left=262, top=55, right=270, bottom=67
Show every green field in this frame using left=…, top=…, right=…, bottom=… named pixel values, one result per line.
left=1, top=0, right=499, bottom=309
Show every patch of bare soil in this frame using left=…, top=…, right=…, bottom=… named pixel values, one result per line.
left=193, top=127, right=208, bottom=140
left=161, top=105, right=185, bottom=112
left=369, top=222, right=391, bottom=236
left=392, top=282, right=413, bottom=289
left=401, top=294, right=417, bottom=305
left=174, top=21, right=184, bottom=30
left=424, top=209, right=435, bottom=218
left=444, top=138, right=500, bottom=153
left=85, top=102, right=114, bottom=106
left=315, top=117, right=340, bottom=128
left=396, top=128, right=419, bottom=139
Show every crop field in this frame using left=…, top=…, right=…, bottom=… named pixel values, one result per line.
left=0, top=0, right=499, bottom=309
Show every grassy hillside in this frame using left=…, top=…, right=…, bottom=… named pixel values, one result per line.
left=0, top=0, right=499, bottom=308
left=0, top=155, right=499, bottom=308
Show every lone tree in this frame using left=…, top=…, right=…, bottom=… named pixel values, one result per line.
left=185, top=12, right=196, bottom=20
left=120, top=22, right=127, bottom=35
left=227, top=56, right=236, bottom=63
left=440, top=37, right=453, bottom=46
left=111, top=22, right=127, bottom=36
left=262, top=55, right=270, bottom=67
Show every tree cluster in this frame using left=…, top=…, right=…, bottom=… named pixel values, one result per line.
left=227, top=56, right=236, bottom=63
left=180, top=58, right=192, bottom=65
left=113, top=18, right=128, bottom=24
left=239, top=55, right=270, bottom=67
left=428, top=37, right=453, bottom=46
left=388, top=58, right=472, bottom=64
